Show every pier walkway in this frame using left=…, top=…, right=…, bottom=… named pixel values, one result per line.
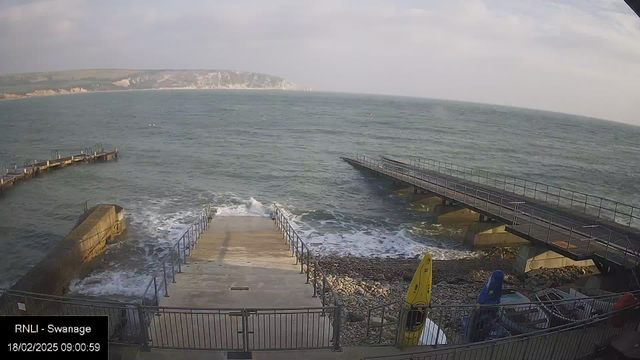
left=145, top=216, right=335, bottom=352
left=1, top=147, right=118, bottom=194
left=343, top=155, right=640, bottom=272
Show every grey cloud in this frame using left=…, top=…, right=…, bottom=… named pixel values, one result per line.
left=0, top=0, right=639, bottom=125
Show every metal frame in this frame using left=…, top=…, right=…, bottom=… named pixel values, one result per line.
left=272, top=204, right=342, bottom=351
left=405, top=156, right=640, bottom=229
left=365, top=290, right=640, bottom=347
left=0, top=288, right=340, bottom=352
left=0, top=204, right=344, bottom=353
left=0, top=288, right=145, bottom=346
left=141, top=305, right=338, bottom=351
left=353, top=155, right=640, bottom=269
left=363, top=303, right=640, bottom=360
left=139, top=204, right=213, bottom=304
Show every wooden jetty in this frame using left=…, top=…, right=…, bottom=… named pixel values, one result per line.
left=343, top=154, right=640, bottom=274
left=0, top=148, right=118, bottom=194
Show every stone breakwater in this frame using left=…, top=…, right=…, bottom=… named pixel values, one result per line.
left=316, top=249, right=595, bottom=346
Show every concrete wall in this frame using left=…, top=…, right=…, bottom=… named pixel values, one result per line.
left=390, top=182, right=415, bottom=194
left=8, top=204, right=126, bottom=299
left=464, top=221, right=529, bottom=250
left=409, top=192, right=443, bottom=212
left=432, top=204, right=480, bottom=225
left=513, top=245, right=595, bottom=274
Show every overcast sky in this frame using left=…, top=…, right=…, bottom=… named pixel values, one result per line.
left=1, top=0, right=639, bottom=125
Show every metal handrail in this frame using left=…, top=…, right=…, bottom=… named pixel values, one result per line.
left=272, top=204, right=342, bottom=350
left=0, top=287, right=138, bottom=306
left=363, top=302, right=640, bottom=359
left=379, top=156, right=640, bottom=267
left=2, top=148, right=118, bottom=175
left=367, top=289, right=640, bottom=313
left=365, top=290, right=639, bottom=347
left=355, top=155, right=640, bottom=268
left=404, top=156, right=640, bottom=229
left=139, top=204, right=213, bottom=304
left=0, top=287, right=341, bottom=351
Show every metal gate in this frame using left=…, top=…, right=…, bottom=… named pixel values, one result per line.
left=142, top=306, right=340, bottom=351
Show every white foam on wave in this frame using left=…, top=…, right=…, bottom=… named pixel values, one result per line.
left=69, top=198, right=207, bottom=300
left=129, top=199, right=199, bottom=247
left=296, top=226, right=477, bottom=260
left=69, top=270, right=149, bottom=298
left=69, top=196, right=273, bottom=300
left=214, top=197, right=271, bottom=217
left=70, top=196, right=477, bottom=299
left=285, top=207, right=479, bottom=260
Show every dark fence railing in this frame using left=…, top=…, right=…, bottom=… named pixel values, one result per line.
left=365, top=290, right=640, bottom=348
left=272, top=204, right=342, bottom=350
left=139, top=204, right=213, bottom=305
left=0, top=204, right=343, bottom=352
left=143, top=305, right=337, bottom=351
left=0, top=288, right=339, bottom=351
left=363, top=303, right=640, bottom=360
left=1, top=146, right=118, bottom=189
left=354, top=155, right=640, bottom=269
left=403, top=156, right=640, bottom=229
left=0, top=288, right=144, bottom=346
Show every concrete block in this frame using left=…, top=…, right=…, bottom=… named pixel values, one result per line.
left=390, top=182, right=414, bottom=194
left=463, top=221, right=529, bottom=250
left=409, top=192, right=443, bottom=212
left=9, top=204, right=126, bottom=297
left=513, top=245, right=595, bottom=274
left=432, top=204, right=479, bottom=225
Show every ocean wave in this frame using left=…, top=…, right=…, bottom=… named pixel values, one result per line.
left=285, top=208, right=478, bottom=260
left=213, top=197, right=271, bottom=217
left=69, top=270, right=149, bottom=299
left=68, top=195, right=271, bottom=300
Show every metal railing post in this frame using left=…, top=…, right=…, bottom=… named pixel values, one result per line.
left=570, top=192, right=575, bottom=209
left=299, top=241, right=304, bottom=274
left=306, top=249, right=310, bottom=284
left=182, top=235, right=187, bottom=264
left=137, top=307, right=150, bottom=351
left=333, top=299, right=342, bottom=351
left=295, top=233, right=299, bottom=264
left=545, top=185, right=549, bottom=202
left=322, top=277, right=327, bottom=306
left=529, top=210, right=534, bottom=235
left=568, top=225, right=573, bottom=249
left=290, top=225, right=295, bottom=257
left=171, top=248, right=176, bottom=283
left=177, top=243, right=182, bottom=273
left=153, top=277, right=159, bottom=306
left=486, top=192, right=489, bottom=211
left=313, top=263, right=318, bottom=297
left=162, top=261, right=169, bottom=297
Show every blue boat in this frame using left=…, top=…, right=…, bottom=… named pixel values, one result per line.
left=463, top=271, right=511, bottom=342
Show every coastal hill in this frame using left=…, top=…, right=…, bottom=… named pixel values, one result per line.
left=0, top=69, right=305, bottom=99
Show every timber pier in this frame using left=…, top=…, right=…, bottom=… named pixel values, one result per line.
left=0, top=147, right=118, bottom=194
left=343, top=154, right=640, bottom=276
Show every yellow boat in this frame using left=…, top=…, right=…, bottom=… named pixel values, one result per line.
left=402, top=252, right=433, bottom=346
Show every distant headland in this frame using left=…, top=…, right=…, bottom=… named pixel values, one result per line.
left=0, top=69, right=307, bottom=100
